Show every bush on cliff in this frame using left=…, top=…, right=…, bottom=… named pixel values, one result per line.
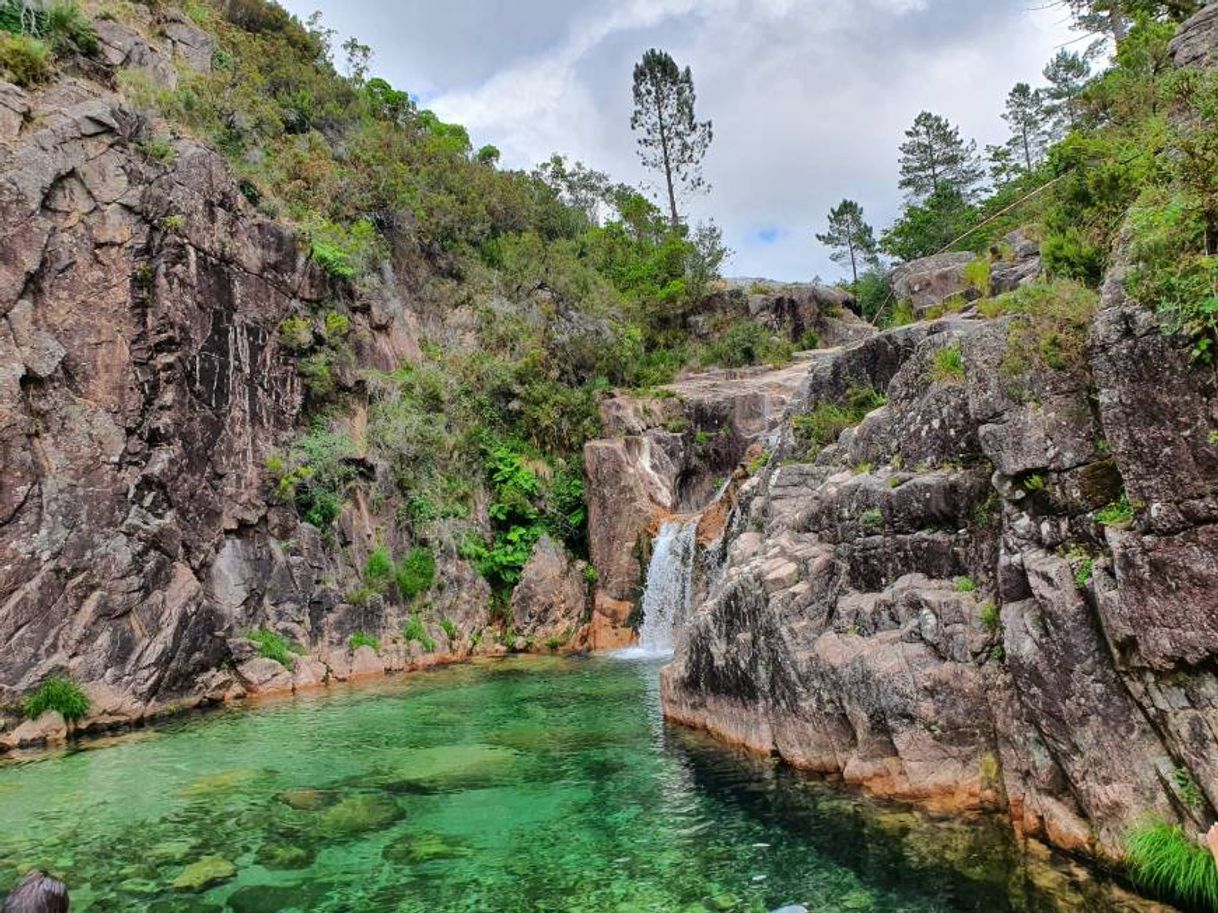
left=23, top=678, right=89, bottom=721
left=1126, top=822, right=1218, bottom=912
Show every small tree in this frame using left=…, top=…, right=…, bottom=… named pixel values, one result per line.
left=685, top=220, right=731, bottom=301
left=1043, top=50, right=1092, bottom=138
left=1002, top=83, right=1051, bottom=172
left=898, top=111, right=984, bottom=204
left=816, top=199, right=878, bottom=285
left=630, top=48, right=713, bottom=229
left=881, top=187, right=977, bottom=263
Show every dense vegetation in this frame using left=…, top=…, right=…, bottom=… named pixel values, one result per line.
left=0, top=0, right=790, bottom=606
left=821, top=0, right=1216, bottom=355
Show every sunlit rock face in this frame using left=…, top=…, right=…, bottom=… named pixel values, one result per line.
left=662, top=268, right=1218, bottom=858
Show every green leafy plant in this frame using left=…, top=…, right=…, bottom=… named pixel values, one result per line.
left=347, top=631, right=380, bottom=651
left=439, top=618, right=458, bottom=642
left=1125, top=822, right=1218, bottom=912
left=403, top=614, right=436, bottom=653
left=363, top=546, right=395, bottom=594
left=23, top=677, right=89, bottom=721
left=955, top=576, right=978, bottom=593
left=396, top=546, right=436, bottom=601
left=1174, top=766, right=1205, bottom=810
left=1096, top=492, right=1135, bottom=529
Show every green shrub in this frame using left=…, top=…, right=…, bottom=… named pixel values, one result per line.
left=1096, top=492, right=1134, bottom=529
left=1074, top=558, right=1094, bottom=588
left=796, top=329, right=820, bottom=351
left=931, top=344, right=966, bottom=382
left=702, top=319, right=793, bottom=369
left=279, top=316, right=314, bottom=351
left=996, top=281, right=1100, bottom=377
left=0, top=33, right=51, bottom=86
left=248, top=629, right=301, bottom=668
left=347, top=631, right=380, bottom=651
left=396, top=546, right=436, bottom=601
left=1174, top=767, right=1204, bottom=810
left=138, top=138, right=176, bottom=164
left=23, top=677, right=89, bottom=721
left=979, top=601, right=1000, bottom=634
left=955, top=576, right=978, bottom=593
left=403, top=614, right=436, bottom=653
left=439, top=618, right=457, bottom=642
left=791, top=385, right=886, bottom=459
left=1126, top=822, right=1218, bottom=912
left=43, top=1, right=96, bottom=55
left=363, top=546, right=395, bottom=594
left=860, top=507, right=883, bottom=531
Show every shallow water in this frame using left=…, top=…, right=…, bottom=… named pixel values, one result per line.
left=0, top=656, right=1149, bottom=912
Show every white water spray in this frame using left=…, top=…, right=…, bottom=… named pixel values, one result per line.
left=632, top=519, right=698, bottom=657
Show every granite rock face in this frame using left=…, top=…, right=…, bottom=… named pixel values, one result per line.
left=663, top=280, right=1218, bottom=858
left=0, top=65, right=491, bottom=730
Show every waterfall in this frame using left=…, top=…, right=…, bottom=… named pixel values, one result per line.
left=634, top=520, right=698, bottom=656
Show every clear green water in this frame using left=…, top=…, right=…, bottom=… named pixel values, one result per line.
left=0, top=656, right=1144, bottom=912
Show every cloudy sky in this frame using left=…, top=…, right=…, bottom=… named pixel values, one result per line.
left=281, top=0, right=1078, bottom=282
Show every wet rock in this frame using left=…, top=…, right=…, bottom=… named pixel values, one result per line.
left=0, top=711, right=68, bottom=749
left=171, top=856, right=236, bottom=892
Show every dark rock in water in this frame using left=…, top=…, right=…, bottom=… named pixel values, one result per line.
left=226, top=884, right=315, bottom=913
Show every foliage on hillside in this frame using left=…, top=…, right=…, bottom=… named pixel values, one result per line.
left=59, top=0, right=766, bottom=596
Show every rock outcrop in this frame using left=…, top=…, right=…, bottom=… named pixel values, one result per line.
left=0, top=34, right=498, bottom=735
left=662, top=280, right=1218, bottom=859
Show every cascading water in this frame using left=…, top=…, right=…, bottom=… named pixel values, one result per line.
left=633, top=519, right=699, bottom=656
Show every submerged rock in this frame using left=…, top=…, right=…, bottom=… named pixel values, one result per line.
left=170, top=856, right=236, bottom=892
left=317, top=793, right=403, bottom=836
left=381, top=831, right=472, bottom=864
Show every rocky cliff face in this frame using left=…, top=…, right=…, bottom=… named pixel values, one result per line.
left=0, top=18, right=506, bottom=740
left=662, top=234, right=1218, bottom=858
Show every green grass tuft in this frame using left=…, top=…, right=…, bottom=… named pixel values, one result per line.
left=347, top=631, right=380, bottom=651
left=403, top=614, right=437, bottom=653
left=23, top=677, right=89, bottom=721
left=931, top=344, right=966, bottom=382
left=1126, top=822, right=1218, bottom=912
left=248, top=629, right=301, bottom=668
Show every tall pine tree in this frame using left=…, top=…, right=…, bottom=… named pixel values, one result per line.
left=897, top=112, right=984, bottom=204
left=1042, top=50, right=1091, bottom=139
left=630, top=49, right=713, bottom=229
left=816, top=199, right=878, bottom=285
left=1002, top=83, right=1051, bottom=172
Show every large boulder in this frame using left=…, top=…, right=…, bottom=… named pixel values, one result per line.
left=510, top=536, right=590, bottom=642
left=890, top=252, right=978, bottom=316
